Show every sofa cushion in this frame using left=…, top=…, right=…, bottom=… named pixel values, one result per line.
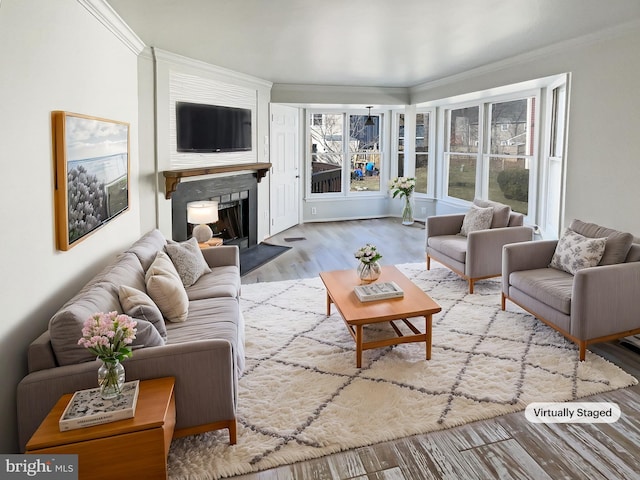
left=460, top=205, right=493, bottom=236
left=166, top=297, right=245, bottom=376
left=49, top=282, right=121, bottom=366
left=427, top=235, right=467, bottom=263
left=473, top=198, right=511, bottom=228
left=549, top=228, right=606, bottom=275
left=165, top=237, right=212, bottom=287
left=186, top=266, right=241, bottom=300
left=50, top=277, right=171, bottom=366
left=145, top=251, right=189, bottom=323
left=509, top=268, right=574, bottom=314
left=569, top=219, right=634, bottom=265
left=127, top=229, right=167, bottom=271
left=118, top=285, right=167, bottom=340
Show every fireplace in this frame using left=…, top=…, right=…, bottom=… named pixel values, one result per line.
left=171, top=173, right=258, bottom=249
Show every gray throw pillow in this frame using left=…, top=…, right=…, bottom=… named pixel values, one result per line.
left=473, top=198, right=511, bottom=228
left=118, top=285, right=167, bottom=341
left=460, top=205, right=494, bottom=236
left=165, top=237, right=212, bottom=287
left=550, top=228, right=607, bottom=275
left=569, top=219, right=633, bottom=265
left=131, top=319, right=165, bottom=349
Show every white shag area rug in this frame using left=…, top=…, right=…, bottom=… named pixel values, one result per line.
left=168, top=263, right=637, bottom=479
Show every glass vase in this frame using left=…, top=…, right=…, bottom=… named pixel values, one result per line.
left=402, top=195, right=414, bottom=226
left=357, top=261, right=381, bottom=283
left=98, top=359, right=125, bottom=400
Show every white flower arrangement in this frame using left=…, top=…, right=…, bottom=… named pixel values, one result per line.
left=354, top=244, right=382, bottom=264
left=388, top=177, right=416, bottom=199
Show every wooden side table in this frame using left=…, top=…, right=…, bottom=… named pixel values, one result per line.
left=26, top=377, right=176, bottom=480
left=199, top=237, right=223, bottom=249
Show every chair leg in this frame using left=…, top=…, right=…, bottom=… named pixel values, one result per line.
left=468, top=279, right=474, bottom=294
left=579, top=342, right=586, bottom=362
left=501, top=292, right=506, bottom=311
left=426, top=255, right=431, bottom=270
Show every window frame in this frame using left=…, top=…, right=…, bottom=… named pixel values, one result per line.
left=391, top=106, right=435, bottom=197
left=441, top=89, right=541, bottom=221
left=306, top=109, right=385, bottom=199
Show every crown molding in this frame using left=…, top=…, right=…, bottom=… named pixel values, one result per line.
left=410, top=18, right=640, bottom=97
left=153, top=48, right=273, bottom=89
left=77, top=0, right=145, bottom=55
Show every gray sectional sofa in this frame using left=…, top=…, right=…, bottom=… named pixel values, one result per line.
left=17, top=229, right=244, bottom=452
left=502, top=219, right=640, bottom=360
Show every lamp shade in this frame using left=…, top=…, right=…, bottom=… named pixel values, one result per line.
left=187, top=201, right=219, bottom=225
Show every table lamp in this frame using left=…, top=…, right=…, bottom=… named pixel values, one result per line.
left=187, top=201, right=219, bottom=243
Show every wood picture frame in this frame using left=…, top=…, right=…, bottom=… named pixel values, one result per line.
left=52, top=111, right=130, bottom=250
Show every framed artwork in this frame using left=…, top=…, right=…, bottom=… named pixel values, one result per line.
left=52, top=111, right=130, bottom=251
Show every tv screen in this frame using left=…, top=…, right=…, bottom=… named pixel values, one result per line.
left=176, top=102, right=252, bottom=153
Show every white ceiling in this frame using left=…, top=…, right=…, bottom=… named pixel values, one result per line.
left=106, top=0, right=640, bottom=88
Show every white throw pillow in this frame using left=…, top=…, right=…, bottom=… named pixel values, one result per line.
left=165, top=237, right=211, bottom=287
left=145, top=251, right=189, bottom=323
left=550, top=228, right=607, bottom=275
left=118, top=285, right=167, bottom=341
left=460, top=205, right=493, bottom=237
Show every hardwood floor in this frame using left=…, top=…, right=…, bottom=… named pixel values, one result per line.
left=237, top=218, right=640, bottom=480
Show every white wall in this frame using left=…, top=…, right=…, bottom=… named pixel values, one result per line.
left=410, top=23, right=640, bottom=235
left=144, top=48, right=273, bottom=241
left=0, top=0, right=141, bottom=452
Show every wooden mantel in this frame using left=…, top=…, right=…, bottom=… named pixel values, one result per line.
left=163, top=162, right=272, bottom=199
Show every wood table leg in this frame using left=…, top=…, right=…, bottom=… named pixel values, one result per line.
left=326, top=291, right=331, bottom=316
left=425, top=314, right=432, bottom=360
left=356, top=324, right=363, bottom=368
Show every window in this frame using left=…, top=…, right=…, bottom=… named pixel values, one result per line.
left=443, top=96, right=537, bottom=215
left=445, top=106, right=480, bottom=202
left=396, top=114, right=405, bottom=178
left=415, top=112, right=430, bottom=194
left=487, top=98, right=535, bottom=215
left=309, top=111, right=382, bottom=195
left=309, top=113, right=343, bottom=193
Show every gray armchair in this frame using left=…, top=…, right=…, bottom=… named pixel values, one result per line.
left=502, top=219, right=640, bottom=361
left=425, top=200, right=533, bottom=293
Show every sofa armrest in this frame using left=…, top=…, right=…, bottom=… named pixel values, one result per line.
left=572, top=262, right=640, bottom=339
left=466, top=226, right=534, bottom=278
left=201, top=245, right=239, bottom=268
left=17, top=340, right=236, bottom=452
left=502, top=240, right=558, bottom=294
left=425, top=214, right=465, bottom=249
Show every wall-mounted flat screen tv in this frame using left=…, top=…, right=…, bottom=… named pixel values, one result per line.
left=176, top=102, right=252, bottom=153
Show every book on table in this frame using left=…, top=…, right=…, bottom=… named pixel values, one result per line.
left=354, top=281, right=404, bottom=302
left=59, top=380, right=140, bottom=431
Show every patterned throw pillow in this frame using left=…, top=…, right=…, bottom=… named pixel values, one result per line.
left=460, top=205, right=494, bottom=237
left=549, top=228, right=607, bottom=275
left=165, top=237, right=211, bottom=287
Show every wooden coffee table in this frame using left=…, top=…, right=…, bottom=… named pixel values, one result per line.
left=319, top=265, right=441, bottom=367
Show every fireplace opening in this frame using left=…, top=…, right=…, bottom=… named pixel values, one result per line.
left=186, top=191, right=250, bottom=249
left=171, top=173, right=258, bottom=249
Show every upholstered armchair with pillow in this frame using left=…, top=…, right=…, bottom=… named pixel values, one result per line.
left=426, top=199, right=534, bottom=293
left=502, top=219, right=640, bottom=361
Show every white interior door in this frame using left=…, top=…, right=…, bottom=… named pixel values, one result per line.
left=270, top=104, right=300, bottom=235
